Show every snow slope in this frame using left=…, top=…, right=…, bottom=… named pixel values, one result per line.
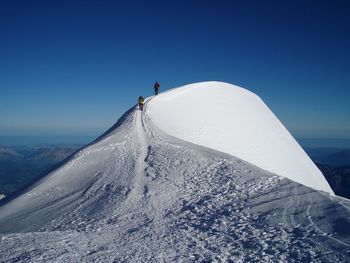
left=147, top=81, right=334, bottom=194
left=0, top=83, right=349, bottom=262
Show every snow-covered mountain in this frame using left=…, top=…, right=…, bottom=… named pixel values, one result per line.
left=0, top=146, right=23, bottom=159
left=148, top=81, right=333, bottom=194
left=0, top=81, right=349, bottom=262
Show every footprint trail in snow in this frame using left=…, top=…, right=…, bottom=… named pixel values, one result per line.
left=0, top=91, right=350, bottom=262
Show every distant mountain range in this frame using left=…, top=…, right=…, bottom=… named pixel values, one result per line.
left=317, top=163, right=350, bottom=199
left=0, top=144, right=349, bottom=199
left=304, top=147, right=350, bottom=167
left=0, top=145, right=81, bottom=195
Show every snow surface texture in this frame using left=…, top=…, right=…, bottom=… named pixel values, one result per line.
left=148, top=81, right=334, bottom=194
left=0, top=84, right=349, bottom=262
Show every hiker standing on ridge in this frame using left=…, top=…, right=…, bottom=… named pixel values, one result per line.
left=154, top=81, right=160, bottom=95
left=138, top=96, right=145, bottom=111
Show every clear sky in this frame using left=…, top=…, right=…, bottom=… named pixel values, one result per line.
left=1, top=0, right=349, bottom=140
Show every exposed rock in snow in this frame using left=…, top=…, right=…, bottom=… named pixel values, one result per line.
left=0, top=82, right=348, bottom=262
left=148, top=81, right=334, bottom=194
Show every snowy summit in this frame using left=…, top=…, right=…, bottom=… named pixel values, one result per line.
left=0, top=81, right=349, bottom=262
left=148, top=81, right=333, bottom=194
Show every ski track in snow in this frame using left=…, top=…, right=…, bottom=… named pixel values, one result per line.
left=0, top=99, right=350, bottom=262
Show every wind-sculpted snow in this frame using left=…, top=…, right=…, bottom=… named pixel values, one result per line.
left=0, top=99, right=349, bottom=262
left=147, top=81, right=334, bottom=194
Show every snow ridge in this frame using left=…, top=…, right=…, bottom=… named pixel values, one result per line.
left=147, top=81, right=334, bottom=194
left=0, top=84, right=349, bottom=262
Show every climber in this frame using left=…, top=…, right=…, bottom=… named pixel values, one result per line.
left=154, top=81, right=160, bottom=95
left=138, top=96, right=145, bottom=111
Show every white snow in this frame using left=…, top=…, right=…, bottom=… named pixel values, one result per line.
left=147, top=81, right=334, bottom=194
left=0, top=194, right=5, bottom=200
left=0, top=81, right=348, bottom=262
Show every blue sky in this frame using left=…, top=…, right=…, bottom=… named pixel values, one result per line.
left=1, top=0, right=349, bottom=140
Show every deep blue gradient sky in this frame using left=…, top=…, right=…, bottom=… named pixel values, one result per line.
left=1, top=0, right=349, bottom=139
